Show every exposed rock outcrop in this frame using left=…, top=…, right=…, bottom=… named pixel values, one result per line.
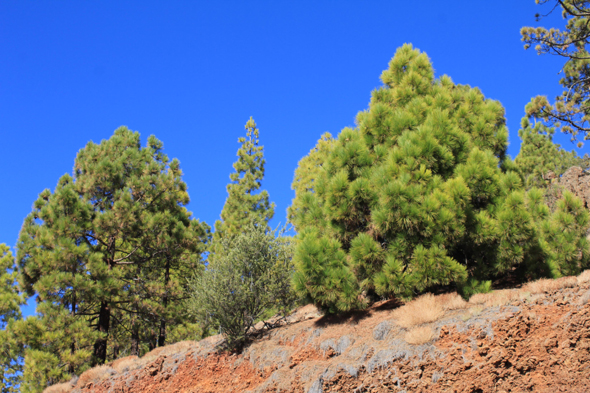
left=554, top=166, right=590, bottom=209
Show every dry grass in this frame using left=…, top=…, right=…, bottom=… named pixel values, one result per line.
left=126, top=340, right=199, bottom=371
left=394, top=293, right=444, bottom=328
left=469, top=289, right=519, bottom=308
left=143, top=340, right=196, bottom=360
left=578, top=270, right=590, bottom=284
left=522, top=276, right=578, bottom=294
left=76, top=365, right=116, bottom=388
left=404, top=326, right=434, bottom=345
left=435, top=292, right=468, bottom=310
left=111, top=355, right=139, bottom=373
left=42, top=383, right=73, bottom=393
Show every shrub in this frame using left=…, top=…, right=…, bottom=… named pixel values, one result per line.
left=188, top=223, right=296, bottom=350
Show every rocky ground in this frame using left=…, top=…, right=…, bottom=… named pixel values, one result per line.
left=65, top=276, right=590, bottom=393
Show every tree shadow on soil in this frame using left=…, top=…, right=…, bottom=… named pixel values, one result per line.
left=313, top=298, right=403, bottom=327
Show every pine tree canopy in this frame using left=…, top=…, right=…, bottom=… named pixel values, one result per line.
left=16, top=127, right=210, bottom=390
left=212, top=118, right=275, bottom=251
left=290, top=44, right=590, bottom=313
left=521, top=0, right=590, bottom=145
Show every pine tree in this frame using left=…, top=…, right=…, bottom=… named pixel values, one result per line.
left=288, top=132, right=334, bottom=230
left=290, top=44, right=590, bottom=313
left=515, top=116, right=589, bottom=189
left=0, top=245, right=24, bottom=393
left=16, top=127, right=209, bottom=388
left=521, top=0, right=590, bottom=144
left=212, top=118, right=275, bottom=254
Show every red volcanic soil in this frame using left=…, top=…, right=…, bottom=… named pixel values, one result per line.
left=75, top=282, right=590, bottom=393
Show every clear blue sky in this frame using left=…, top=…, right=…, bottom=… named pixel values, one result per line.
left=0, top=2, right=580, bottom=315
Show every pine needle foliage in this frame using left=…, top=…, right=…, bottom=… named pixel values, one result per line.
left=188, top=223, right=295, bottom=351
left=290, top=44, right=590, bottom=313
left=522, top=0, right=590, bottom=145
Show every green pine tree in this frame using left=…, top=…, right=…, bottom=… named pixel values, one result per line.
left=515, top=116, right=589, bottom=189
left=0, top=245, right=24, bottom=393
left=17, top=127, right=209, bottom=390
left=288, top=132, right=334, bottom=231
left=212, top=118, right=275, bottom=255
left=290, top=44, right=590, bottom=313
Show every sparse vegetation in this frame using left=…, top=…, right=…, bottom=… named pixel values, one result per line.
left=404, top=326, right=434, bottom=345
left=76, top=365, right=115, bottom=389
left=461, top=306, right=484, bottom=322
left=436, top=292, right=469, bottom=311
left=523, top=276, right=578, bottom=294
left=577, top=269, right=590, bottom=284
left=393, top=294, right=444, bottom=328
left=110, top=356, right=139, bottom=374
left=141, top=340, right=197, bottom=361
left=469, top=289, right=519, bottom=308
left=41, top=383, right=73, bottom=393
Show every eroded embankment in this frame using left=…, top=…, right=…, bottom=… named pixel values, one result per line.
left=69, top=277, right=590, bottom=393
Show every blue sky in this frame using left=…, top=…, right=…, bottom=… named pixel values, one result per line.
left=0, top=2, right=579, bottom=315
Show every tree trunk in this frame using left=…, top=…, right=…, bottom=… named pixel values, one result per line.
left=158, top=320, right=166, bottom=348
left=130, top=320, right=140, bottom=356
left=70, top=276, right=77, bottom=374
left=93, top=300, right=110, bottom=364
left=158, top=256, right=171, bottom=347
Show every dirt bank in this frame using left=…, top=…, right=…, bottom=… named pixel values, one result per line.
left=71, top=278, right=590, bottom=393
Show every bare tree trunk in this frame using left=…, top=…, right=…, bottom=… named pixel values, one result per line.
left=93, top=301, right=110, bottom=365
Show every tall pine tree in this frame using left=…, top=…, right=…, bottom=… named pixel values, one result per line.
left=17, top=127, right=209, bottom=390
left=212, top=117, right=275, bottom=254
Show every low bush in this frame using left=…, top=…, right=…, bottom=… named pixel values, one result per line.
left=188, top=223, right=297, bottom=350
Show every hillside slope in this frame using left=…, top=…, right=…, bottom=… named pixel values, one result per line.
left=52, top=274, right=590, bottom=393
